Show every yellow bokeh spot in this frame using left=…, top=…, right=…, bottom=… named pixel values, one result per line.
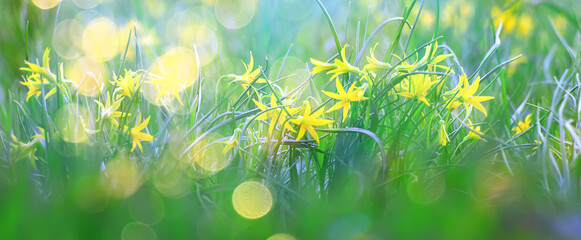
left=492, top=6, right=517, bottom=34
left=32, top=0, right=61, bottom=9
left=153, top=157, right=192, bottom=198
left=55, top=103, right=93, bottom=143
left=119, top=20, right=159, bottom=62
left=73, top=0, right=102, bottom=9
left=144, top=47, right=198, bottom=106
left=179, top=24, right=218, bottom=66
left=194, top=140, right=232, bottom=174
left=65, top=56, right=106, bottom=97
left=144, top=0, right=166, bottom=19
left=267, top=233, right=296, bottom=240
left=553, top=15, right=568, bottom=34
left=215, top=0, right=257, bottom=29
left=82, top=17, right=120, bottom=62
left=517, top=14, right=533, bottom=37
left=101, top=158, right=141, bottom=199
left=232, top=181, right=273, bottom=219
left=121, top=222, right=157, bottom=240
left=420, top=10, right=435, bottom=28
left=53, top=19, right=84, bottom=60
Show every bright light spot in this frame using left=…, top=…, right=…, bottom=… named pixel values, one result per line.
left=65, top=56, right=106, bottom=97
left=144, top=0, right=166, bottom=19
left=55, top=103, right=93, bottom=143
left=194, top=140, right=232, bottom=174
left=144, top=47, right=198, bottom=106
left=215, top=0, right=257, bottom=29
left=73, top=0, right=102, bottom=9
left=179, top=24, right=218, bottom=66
left=32, top=0, right=61, bottom=9
left=121, top=222, right=157, bottom=240
left=129, top=190, right=165, bottom=225
left=118, top=20, right=159, bottom=62
left=82, top=17, right=119, bottom=62
left=232, top=181, right=273, bottom=219
left=101, top=158, right=141, bottom=199
left=267, top=233, right=297, bottom=240
left=53, top=19, right=84, bottom=60
left=153, top=157, right=192, bottom=198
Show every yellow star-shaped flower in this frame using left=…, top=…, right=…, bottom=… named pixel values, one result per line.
left=512, top=114, right=532, bottom=135
left=289, top=101, right=334, bottom=144
left=20, top=48, right=60, bottom=102
left=125, top=114, right=154, bottom=152
left=396, top=74, right=438, bottom=106
left=322, top=79, right=368, bottom=121
left=446, top=74, right=494, bottom=116
left=112, top=69, right=141, bottom=99
left=219, top=128, right=241, bottom=154
left=464, top=119, right=486, bottom=142
left=94, top=92, right=127, bottom=127
left=252, top=94, right=298, bottom=135
left=231, top=52, right=267, bottom=92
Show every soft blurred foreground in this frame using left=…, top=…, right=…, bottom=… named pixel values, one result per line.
left=2, top=0, right=581, bottom=239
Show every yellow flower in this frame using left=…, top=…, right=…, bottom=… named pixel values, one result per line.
left=438, top=120, right=449, bottom=146
left=126, top=115, right=154, bottom=152
left=517, top=14, right=533, bottom=37
left=396, top=74, right=438, bottom=106
left=20, top=48, right=56, bottom=83
left=289, top=101, right=334, bottom=144
left=20, top=48, right=61, bottom=101
left=147, top=72, right=187, bottom=105
left=220, top=128, right=241, bottom=154
left=252, top=94, right=298, bottom=135
left=327, top=44, right=361, bottom=80
left=446, top=75, right=494, bottom=116
left=20, top=73, right=57, bottom=101
left=442, top=0, right=473, bottom=33
left=322, top=79, right=368, bottom=121
left=390, top=41, right=451, bottom=74
left=231, top=52, right=267, bottom=91
left=391, top=54, right=417, bottom=73
left=95, top=92, right=127, bottom=127
left=310, top=58, right=337, bottom=75
left=492, top=5, right=517, bottom=34
left=112, top=69, right=141, bottom=99
left=393, top=79, right=409, bottom=93
left=463, top=119, right=486, bottom=142
left=512, top=114, right=532, bottom=135
left=312, top=44, right=386, bottom=86
left=31, top=127, right=46, bottom=141
left=364, top=43, right=392, bottom=73
left=11, top=134, right=39, bottom=166
left=553, top=15, right=567, bottom=34
left=533, top=140, right=542, bottom=150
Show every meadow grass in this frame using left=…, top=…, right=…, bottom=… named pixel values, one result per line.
left=2, top=0, right=581, bottom=239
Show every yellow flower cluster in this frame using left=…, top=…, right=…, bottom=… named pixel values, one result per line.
left=19, top=49, right=154, bottom=153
